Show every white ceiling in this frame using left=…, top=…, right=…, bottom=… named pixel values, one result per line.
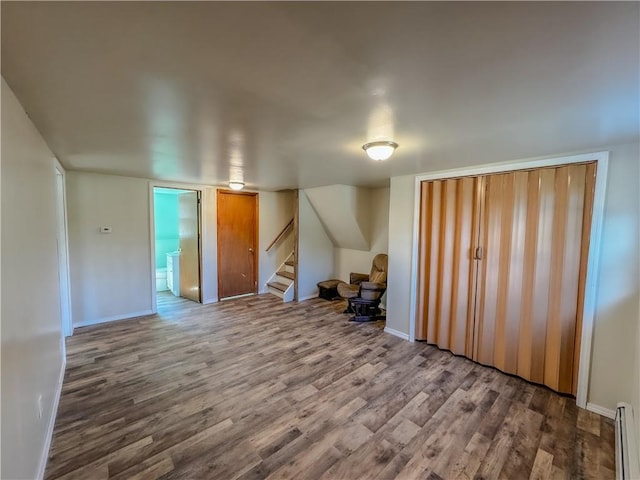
left=2, top=2, right=638, bottom=191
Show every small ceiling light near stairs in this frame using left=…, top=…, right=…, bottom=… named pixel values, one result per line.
left=362, top=140, right=398, bottom=161
left=229, top=181, right=245, bottom=191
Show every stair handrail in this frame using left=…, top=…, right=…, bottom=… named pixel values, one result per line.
left=265, top=218, right=294, bottom=252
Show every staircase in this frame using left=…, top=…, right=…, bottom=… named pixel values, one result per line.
left=267, top=252, right=295, bottom=302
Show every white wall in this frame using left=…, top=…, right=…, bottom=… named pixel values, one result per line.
left=305, top=185, right=371, bottom=251
left=385, top=175, right=416, bottom=335
left=201, top=186, right=218, bottom=303
left=66, top=175, right=293, bottom=324
left=258, top=190, right=295, bottom=293
left=587, top=142, right=640, bottom=411
left=1, top=78, right=65, bottom=479
left=333, top=187, right=390, bottom=282
left=385, top=142, right=640, bottom=413
left=297, top=190, right=334, bottom=300
left=67, top=173, right=154, bottom=326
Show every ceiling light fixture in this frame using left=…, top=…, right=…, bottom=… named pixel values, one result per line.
left=362, top=140, right=398, bottom=161
left=229, top=181, right=245, bottom=191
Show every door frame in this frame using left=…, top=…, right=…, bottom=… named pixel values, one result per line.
left=54, top=159, right=73, bottom=339
left=408, top=151, right=609, bottom=410
left=216, top=189, right=259, bottom=300
left=148, top=182, right=206, bottom=312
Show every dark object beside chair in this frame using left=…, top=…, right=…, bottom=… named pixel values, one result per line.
left=350, top=297, right=384, bottom=322
left=337, top=253, right=388, bottom=321
left=316, top=279, right=342, bottom=300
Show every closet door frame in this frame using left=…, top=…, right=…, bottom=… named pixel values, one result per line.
left=408, top=151, right=609, bottom=409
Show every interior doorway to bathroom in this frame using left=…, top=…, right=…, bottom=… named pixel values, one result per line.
left=152, top=187, right=202, bottom=309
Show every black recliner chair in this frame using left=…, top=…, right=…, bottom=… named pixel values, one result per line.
left=337, top=253, right=388, bottom=322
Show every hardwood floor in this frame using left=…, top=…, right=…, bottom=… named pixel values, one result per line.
left=46, top=292, right=614, bottom=479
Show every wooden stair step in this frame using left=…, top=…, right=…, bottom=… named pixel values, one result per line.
left=267, top=281, right=288, bottom=292
left=277, top=270, right=295, bottom=280
left=284, top=260, right=295, bottom=267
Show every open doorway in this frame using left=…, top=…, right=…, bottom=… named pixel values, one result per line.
left=153, top=187, right=202, bottom=311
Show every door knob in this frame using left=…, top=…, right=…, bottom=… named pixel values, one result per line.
left=249, top=248, right=254, bottom=253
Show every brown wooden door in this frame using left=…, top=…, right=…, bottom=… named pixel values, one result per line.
left=217, top=190, right=258, bottom=299
left=178, top=191, right=201, bottom=302
left=415, top=162, right=596, bottom=395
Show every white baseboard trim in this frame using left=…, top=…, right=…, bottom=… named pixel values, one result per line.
left=74, top=309, right=154, bottom=329
left=384, top=327, right=410, bottom=341
left=586, top=402, right=616, bottom=419
left=37, top=357, right=66, bottom=480
left=298, top=294, right=318, bottom=302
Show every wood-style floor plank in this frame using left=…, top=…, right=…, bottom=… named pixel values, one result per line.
left=45, top=292, right=614, bottom=480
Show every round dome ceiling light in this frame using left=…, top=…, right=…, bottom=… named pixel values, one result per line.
left=362, top=140, right=398, bottom=161
left=229, top=181, right=245, bottom=191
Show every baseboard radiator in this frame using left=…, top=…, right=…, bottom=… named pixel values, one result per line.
left=615, top=402, right=640, bottom=480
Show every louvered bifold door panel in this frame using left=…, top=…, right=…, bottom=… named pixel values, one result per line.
left=473, top=163, right=594, bottom=394
left=415, top=177, right=480, bottom=356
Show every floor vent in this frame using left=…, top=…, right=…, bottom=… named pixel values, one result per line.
left=616, top=402, right=640, bottom=480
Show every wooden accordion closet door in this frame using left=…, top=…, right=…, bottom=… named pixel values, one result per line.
left=416, top=162, right=596, bottom=395
left=415, top=176, right=482, bottom=356
left=474, top=163, right=596, bottom=394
